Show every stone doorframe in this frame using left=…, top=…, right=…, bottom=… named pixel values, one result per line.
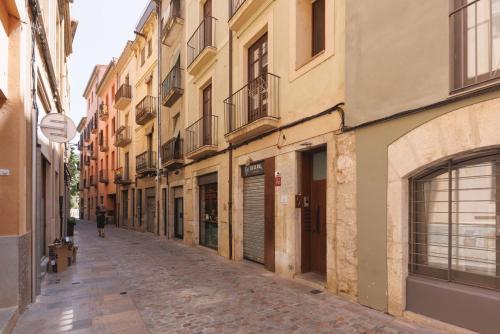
left=386, top=98, right=500, bottom=316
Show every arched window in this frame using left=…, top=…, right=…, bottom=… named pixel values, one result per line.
left=410, top=150, right=500, bottom=290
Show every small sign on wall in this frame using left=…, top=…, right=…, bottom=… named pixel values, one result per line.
left=0, top=169, right=10, bottom=176
left=275, top=172, right=281, bottom=187
left=280, top=195, right=288, bottom=204
left=242, top=161, right=265, bottom=177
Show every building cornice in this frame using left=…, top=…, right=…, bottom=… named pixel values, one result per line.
left=82, top=65, right=107, bottom=98
left=96, top=60, right=117, bottom=96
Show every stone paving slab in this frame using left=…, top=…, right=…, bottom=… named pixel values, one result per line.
left=13, top=221, right=444, bottom=334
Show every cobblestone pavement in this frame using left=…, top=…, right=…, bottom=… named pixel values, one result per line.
left=14, top=221, right=443, bottom=334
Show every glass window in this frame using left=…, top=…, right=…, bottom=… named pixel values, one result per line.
left=451, top=0, right=500, bottom=90
left=199, top=182, right=218, bottom=250
left=410, top=151, right=500, bottom=290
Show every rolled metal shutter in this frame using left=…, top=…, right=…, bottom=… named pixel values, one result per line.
left=243, top=174, right=265, bottom=264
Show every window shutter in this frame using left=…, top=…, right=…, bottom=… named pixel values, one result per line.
left=312, top=0, right=325, bottom=56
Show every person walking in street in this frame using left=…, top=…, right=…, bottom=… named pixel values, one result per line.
left=96, top=205, right=106, bottom=237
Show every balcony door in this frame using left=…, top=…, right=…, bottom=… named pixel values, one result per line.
left=202, top=83, right=212, bottom=146
left=203, top=0, right=212, bottom=47
left=248, top=33, right=268, bottom=123
left=125, top=152, right=130, bottom=179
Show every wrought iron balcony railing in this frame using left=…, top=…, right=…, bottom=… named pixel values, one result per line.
left=99, top=136, right=108, bottom=152
left=163, top=0, right=182, bottom=30
left=99, top=103, right=109, bottom=121
left=114, top=126, right=132, bottom=147
left=186, top=115, right=218, bottom=154
left=161, top=137, right=183, bottom=168
left=187, top=16, right=217, bottom=68
left=99, top=169, right=109, bottom=183
left=136, top=151, right=157, bottom=174
left=224, top=73, right=280, bottom=134
left=161, top=66, right=183, bottom=107
left=91, top=114, right=98, bottom=134
left=230, top=0, right=247, bottom=17
left=135, top=96, right=157, bottom=125
left=115, top=83, right=132, bottom=108
left=114, top=167, right=132, bottom=185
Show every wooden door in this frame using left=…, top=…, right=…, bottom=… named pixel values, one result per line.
left=301, top=149, right=327, bottom=275
left=248, top=33, right=268, bottom=123
left=147, top=195, right=156, bottom=233
left=202, top=84, right=212, bottom=146
left=174, top=197, right=184, bottom=239
left=203, top=0, right=212, bottom=47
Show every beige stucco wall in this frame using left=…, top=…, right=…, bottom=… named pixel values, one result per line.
left=345, top=0, right=449, bottom=127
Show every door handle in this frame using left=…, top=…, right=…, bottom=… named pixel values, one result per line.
left=316, top=205, right=320, bottom=234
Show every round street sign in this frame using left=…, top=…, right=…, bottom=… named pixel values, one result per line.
left=40, top=113, right=77, bottom=143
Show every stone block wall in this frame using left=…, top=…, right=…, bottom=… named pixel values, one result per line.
left=335, top=132, right=358, bottom=299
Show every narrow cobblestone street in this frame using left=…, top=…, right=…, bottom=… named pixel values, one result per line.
left=13, top=221, right=442, bottom=334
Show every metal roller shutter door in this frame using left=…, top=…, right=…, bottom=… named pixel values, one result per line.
left=243, top=174, right=265, bottom=264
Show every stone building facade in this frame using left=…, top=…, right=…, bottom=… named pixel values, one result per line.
left=346, top=0, right=500, bottom=333
left=0, top=0, right=75, bottom=324
left=79, top=65, right=108, bottom=223
left=80, top=1, right=500, bottom=333
left=96, top=61, right=118, bottom=224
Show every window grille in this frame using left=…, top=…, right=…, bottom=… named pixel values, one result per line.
left=410, top=150, right=500, bottom=290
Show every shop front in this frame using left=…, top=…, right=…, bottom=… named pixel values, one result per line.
left=241, top=160, right=275, bottom=271
left=198, top=173, right=218, bottom=250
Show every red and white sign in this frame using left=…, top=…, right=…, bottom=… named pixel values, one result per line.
left=275, top=172, right=281, bottom=187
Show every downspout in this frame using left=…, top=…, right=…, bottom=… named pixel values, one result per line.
left=30, top=18, right=38, bottom=303
left=228, top=0, right=233, bottom=260
left=116, top=71, right=121, bottom=227
left=155, top=0, right=162, bottom=236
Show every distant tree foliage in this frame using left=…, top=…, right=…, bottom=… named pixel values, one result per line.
left=68, top=146, right=80, bottom=200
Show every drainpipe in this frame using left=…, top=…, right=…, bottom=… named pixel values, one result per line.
left=30, top=19, right=38, bottom=303
left=116, top=71, right=120, bottom=227
left=228, top=0, right=233, bottom=260
left=155, top=0, right=162, bottom=237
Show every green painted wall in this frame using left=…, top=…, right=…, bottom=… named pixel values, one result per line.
left=354, top=89, right=500, bottom=311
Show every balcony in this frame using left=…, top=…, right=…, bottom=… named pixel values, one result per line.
left=161, top=137, right=183, bottom=169
left=114, top=167, right=132, bottom=185
left=115, top=84, right=132, bottom=109
left=90, top=150, right=97, bottom=160
left=84, top=156, right=90, bottom=166
left=99, top=136, right=108, bottom=152
left=136, top=151, right=157, bottom=175
left=229, top=0, right=270, bottom=32
left=187, top=16, right=217, bottom=76
left=78, top=137, right=83, bottom=150
left=99, top=103, right=109, bottom=121
left=135, top=96, right=157, bottom=125
left=186, top=115, right=218, bottom=160
left=90, top=175, right=97, bottom=187
left=162, top=0, right=183, bottom=47
left=224, top=73, right=279, bottom=144
left=162, top=66, right=183, bottom=107
left=99, top=169, right=109, bottom=184
left=114, top=126, right=132, bottom=147
left=91, top=114, right=98, bottom=134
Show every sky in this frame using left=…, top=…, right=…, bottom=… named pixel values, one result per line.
left=68, top=0, right=149, bottom=142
